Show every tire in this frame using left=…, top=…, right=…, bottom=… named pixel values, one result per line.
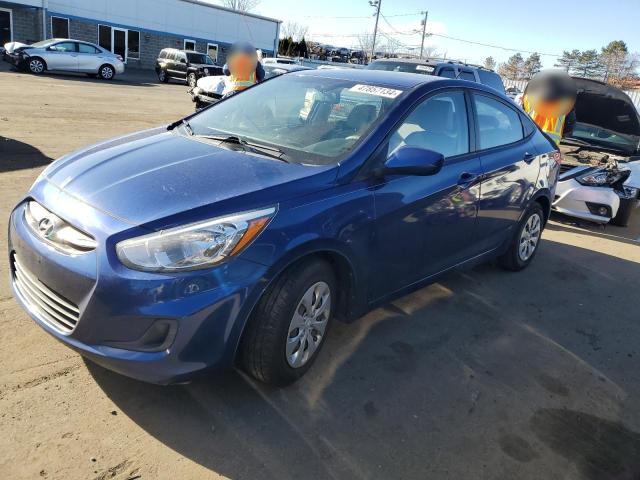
left=187, top=72, right=197, bottom=88
left=498, top=203, right=545, bottom=271
left=239, top=259, right=336, bottom=386
left=157, top=68, right=169, bottom=83
left=28, top=57, right=46, bottom=74
left=98, top=64, right=115, bottom=80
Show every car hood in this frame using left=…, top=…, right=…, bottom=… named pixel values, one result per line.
left=569, top=78, right=640, bottom=153
left=196, top=74, right=226, bottom=93
left=4, top=41, right=29, bottom=54
left=40, top=127, right=337, bottom=226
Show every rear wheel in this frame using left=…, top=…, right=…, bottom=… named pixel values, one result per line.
left=28, top=57, right=46, bottom=74
left=239, top=259, right=335, bottom=386
left=498, top=203, right=544, bottom=271
left=187, top=72, right=197, bottom=88
left=98, top=64, right=115, bottom=80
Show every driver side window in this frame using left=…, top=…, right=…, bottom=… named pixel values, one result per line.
left=388, top=91, right=469, bottom=159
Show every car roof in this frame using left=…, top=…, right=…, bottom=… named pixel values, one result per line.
left=371, top=57, right=497, bottom=73
left=296, top=68, right=442, bottom=89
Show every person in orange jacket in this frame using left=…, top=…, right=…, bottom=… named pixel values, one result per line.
left=521, top=71, right=577, bottom=145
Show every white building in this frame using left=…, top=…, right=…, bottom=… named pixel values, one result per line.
left=0, top=0, right=281, bottom=68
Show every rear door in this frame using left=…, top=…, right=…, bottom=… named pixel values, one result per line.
left=43, top=41, right=78, bottom=71
left=370, top=89, right=483, bottom=300
left=174, top=51, right=188, bottom=80
left=76, top=43, right=101, bottom=72
left=471, top=91, right=541, bottom=251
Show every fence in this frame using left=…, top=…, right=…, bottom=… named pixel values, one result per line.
left=502, top=78, right=640, bottom=111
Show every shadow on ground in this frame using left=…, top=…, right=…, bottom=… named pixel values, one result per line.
left=0, top=136, right=53, bottom=173
left=88, top=238, right=640, bottom=479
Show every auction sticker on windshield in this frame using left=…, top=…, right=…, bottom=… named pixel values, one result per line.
left=348, top=84, right=403, bottom=99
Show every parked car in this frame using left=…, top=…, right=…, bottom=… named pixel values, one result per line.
left=9, top=69, right=559, bottom=386
left=505, top=86, right=522, bottom=99
left=3, top=38, right=124, bottom=79
left=553, top=78, right=640, bottom=226
left=262, top=56, right=297, bottom=65
left=155, top=48, right=222, bottom=87
left=365, top=58, right=506, bottom=94
left=189, top=63, right=311, bottom=110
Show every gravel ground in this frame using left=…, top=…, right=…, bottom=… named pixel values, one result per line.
left=1, top=62, right=640, bottom=480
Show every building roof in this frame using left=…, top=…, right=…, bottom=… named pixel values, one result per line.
left=179, top=0, right=281, bottom=24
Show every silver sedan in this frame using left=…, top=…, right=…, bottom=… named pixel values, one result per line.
left=8, top=38, right=125, bottom=79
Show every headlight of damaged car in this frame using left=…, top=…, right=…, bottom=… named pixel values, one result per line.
left=576, top=170, right=626, bottom=187
left=116, top=207, right=276, bottom=272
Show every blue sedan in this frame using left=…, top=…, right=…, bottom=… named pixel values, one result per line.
left=8, top=69, right=560, bottom=385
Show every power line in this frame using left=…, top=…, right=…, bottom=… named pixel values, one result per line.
left=301, top=12, right=421, bottom=19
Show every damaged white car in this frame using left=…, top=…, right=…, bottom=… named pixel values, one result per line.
left=553, top=78, right=640, bottom=226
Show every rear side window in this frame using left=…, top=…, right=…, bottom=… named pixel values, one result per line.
left=458, top=70, right=476, bottom=81
left=473, top=94, right=524, bottom=150
left=477, top=70, right=506, bottom=94
left=167, top=51, right=176, bottom=61
left=439, top=67, right=456, bottom=79
left=158, top=50, right=167, bottom=59
left=520, top=112, right=537, bottom=137
left=78, top=43, right=99, bottom=54
left=388, top=91, right=469, bottom=159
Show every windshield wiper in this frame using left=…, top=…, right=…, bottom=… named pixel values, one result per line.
left=168, top=118, right=194, bottom=136
left=196, top=135, right=290, bottom=162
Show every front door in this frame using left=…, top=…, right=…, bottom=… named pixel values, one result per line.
left=0, top=9, right=11, bottom=45
left=113, top=28, right=127, bottom=62
left=370, top=90, right=482, bottom=301
left=45, top=41, right=79, bottom=71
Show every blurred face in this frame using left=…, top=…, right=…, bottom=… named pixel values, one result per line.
left=526, top=72, right=577, bottom=117
left=228, top=51, right=257, bottom=73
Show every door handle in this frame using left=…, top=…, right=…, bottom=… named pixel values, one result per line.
left=457, top=172, right=479, bottom=187
left=523, top=152, right=535, bottom=164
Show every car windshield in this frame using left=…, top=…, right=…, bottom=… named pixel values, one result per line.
left=187, top=53, right=215, bottom=65
left=567, top=123, right=640, bottom=154
left=30, top=40, right=56, bottom=48
left=365, top=61, right=434, bottom=75
left=186, top=74, right=404, bottom=165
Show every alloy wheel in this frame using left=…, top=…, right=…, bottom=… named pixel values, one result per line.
left=101, top=66, right=114, bottom=79
left=286, top=281, right=331, bottom=368
left=188, top=74, right=197, bottom=88
left=519, top=213, right=541, bottom=261
left=29, top=59, right=44, bottom=74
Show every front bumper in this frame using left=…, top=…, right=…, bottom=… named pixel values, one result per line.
left=189, top=87, right=221, bottom=108
left=8, top=194, right=268, bottom=384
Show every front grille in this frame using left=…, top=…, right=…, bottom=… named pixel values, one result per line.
left=12, top=254, right=80, bottom=334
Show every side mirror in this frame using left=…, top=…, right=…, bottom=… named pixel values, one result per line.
left=382, top=146, right=444, bottom=176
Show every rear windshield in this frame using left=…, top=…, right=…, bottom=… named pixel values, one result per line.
left=478, top=70, right=506, bottom=94
left=366, top=61, right=435, bottom=75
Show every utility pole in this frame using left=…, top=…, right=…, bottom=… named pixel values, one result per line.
left=369, top=0, right=381, bottom=64
left=419, top=10, right=428, bottom=59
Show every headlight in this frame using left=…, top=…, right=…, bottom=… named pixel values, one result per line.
left=623, top=186, right=640, bottom=199
left=576, top=170, right=625, bottom=187
left=116, top=207, right=276, bottom=272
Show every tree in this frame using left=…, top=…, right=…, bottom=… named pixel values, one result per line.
left=554, top=49, right=581, bottom=73
left=221, top=0, right=259, bottom=11
left=298, top=36, right=308, bottom=58
left=498, top=53, right=525, bottom=80
left=281, top=22, right=308, bottom=43
left=484, top=56, right=496, bottom=70
left=522, top=53, right=542, bottom=79
left=357, top=32, right=375, bottom=63
left=575, top=49, right=603, bottom=78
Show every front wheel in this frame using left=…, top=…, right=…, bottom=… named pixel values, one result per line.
left=157, top=68, right=168, bottom=83
left=28, top=57, right=46, bottom=74
left=239, top=259, right=336, bottom=386
left=498, top=203, right=544, bottom=271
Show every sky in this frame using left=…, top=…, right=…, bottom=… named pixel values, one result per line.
left=215, top=0, right=640, bottom=68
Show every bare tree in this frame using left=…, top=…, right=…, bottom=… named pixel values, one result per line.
left=421, top=45, right=441, bottom=60
left=484, top=56, right=496, bottom=70
left=221, top=0, right=260, bottom=12
left=382, top=36, right=402, bottom=57
left=281, top=22, right=309, bottom=42
left=357, top=32, right=375, bottom=62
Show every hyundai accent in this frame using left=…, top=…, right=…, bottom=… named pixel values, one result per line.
left=8, top=69, right=560, bottom=385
